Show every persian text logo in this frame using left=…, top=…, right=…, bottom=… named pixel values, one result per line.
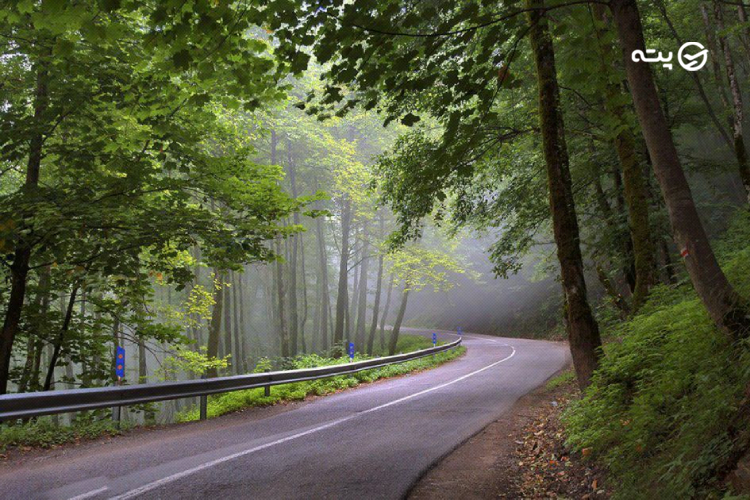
left=631, top=42, right=708, bottom=71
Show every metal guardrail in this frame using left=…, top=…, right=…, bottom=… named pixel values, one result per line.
left=0, top=338, right=461, bottom=422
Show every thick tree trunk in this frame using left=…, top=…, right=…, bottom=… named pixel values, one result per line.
left=594, top=4, right=654, bottom=311
left=206, top=270, right=224, bottom=378
left=333, top=197, right=351, bottom=352
left=379, top=273, right=395, bottom=351
left=388, top=287, right=410, bottom=355
left=715, top=1, right=750, bottom=204
left=527, top=0, right=602, bottom=388
left=611, top=0, right=750, bottom=339
left=0, top=58, right=49, bottom=395
left=355, top=224, right=369, bottom=349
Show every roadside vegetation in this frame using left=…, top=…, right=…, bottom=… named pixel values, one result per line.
left=0, top=335, right=464, bottom=454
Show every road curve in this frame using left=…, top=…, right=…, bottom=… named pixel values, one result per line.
left=0, top=330, right=570, bottom=500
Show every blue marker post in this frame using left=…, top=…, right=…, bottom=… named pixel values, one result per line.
left=432, top=333, right=437, bottom=347
left=349, top=342, right=355, bottom=362
left=113, top=346, right=125, bottom=426
left=457, top=327, right=463, bottom=337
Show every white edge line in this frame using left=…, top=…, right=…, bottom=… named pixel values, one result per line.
left=109, top=340, right=516, bottom=500
left=67, top=486, right=109, bottom=500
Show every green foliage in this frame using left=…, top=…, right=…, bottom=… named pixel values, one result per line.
left=545, top=370, right=575, bottom=390
left=0, top=416, right=129, bottom=453
left=177, top=343, right=466, bottom=422
left=156, top=346, right=230, bottom=381
left=564, top=214, right=750, bottom=498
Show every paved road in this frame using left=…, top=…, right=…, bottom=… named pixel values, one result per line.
left=0, top=330, right=569, bottom=500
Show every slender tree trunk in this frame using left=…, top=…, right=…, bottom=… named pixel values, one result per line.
left=333, top=197, right=351, bottom=352
left=222, top=276, right=232, bottom=361
left=594, top=4, right=654, bottom=311
left=715, top=1, right=750, bottom=204
left=348, top=234, right=359, bottom=340
left=379, top=273, right=394, bottom=351
left=237, top=268, right=248, bottom=372
left=315, top=206, right=330, bottom=352
left=367, top=215, right=385, bottom=354
left=388, top=287, right=410, bottom=355
left=43, top=285, right=79, bottom=391
left=299, top=235, right=309, bottom=353
left=0, top=57, right=49, bottom=395
left=287, top=139, right=300, bottom=355
left=232, top=271, right=242, bottom=373
left=611, top=0, right=750, bottom=338
left=275, top=237, right=290, bottom=358
left=528, top=0, right=602, bottom=388
left=355, top=224, right=369, bottom=349
left=206, top=270, right=224, bottom=378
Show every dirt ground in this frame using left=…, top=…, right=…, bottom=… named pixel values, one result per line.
left=408, top=368, right=608, bottom=499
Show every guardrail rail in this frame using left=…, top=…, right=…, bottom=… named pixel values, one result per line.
left=0, top=338, right=462, bottom=422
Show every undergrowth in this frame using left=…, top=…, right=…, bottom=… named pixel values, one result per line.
left=177, top=343, right=466, bottom=422
left=564, top=210, right=750, bottom=499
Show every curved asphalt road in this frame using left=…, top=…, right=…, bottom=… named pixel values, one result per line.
left=0, top=330, right=569, bottom=500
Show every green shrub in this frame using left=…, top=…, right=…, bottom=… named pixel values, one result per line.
left=564, top=232, right=750, bottom=498
left=0, top=415, right=128, bottom=452
left=176, top=345, right=466, bottom=422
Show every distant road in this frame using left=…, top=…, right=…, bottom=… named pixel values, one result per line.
left=0, top=329, right=570, bottom=499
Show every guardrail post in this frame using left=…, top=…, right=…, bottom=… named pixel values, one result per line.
left=112, top=377, right=121, bottom=428
left=264, top=369, right=271, bottom=397
left=199, top=374, right=207, bottom=421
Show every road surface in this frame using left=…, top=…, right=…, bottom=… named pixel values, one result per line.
left=0, top=330, right=570, bottom=499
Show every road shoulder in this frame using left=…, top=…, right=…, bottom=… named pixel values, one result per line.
left=408, top=364, right=609, bottom=499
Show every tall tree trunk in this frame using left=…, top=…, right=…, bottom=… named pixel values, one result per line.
left=222, top=276, right=232, bottom=360
left=348, top=233, right=360, bottom=341
left=315, top=204, right=330, bottom=352
left=367, top=215, right=385, bottom=354
left=299, top=234, right=309, bottom=354
left=206, top=270, right=224, bottom=378
left=0, top=56, right=49, bottom=395
left=237, top=268, right=248, bottom=372
left=379, top=273, right=395, bottom=351
left=594, top=4, right=654, bottom=311
left=528, top=0, right=602, bottom=388
left=388, top=287, right=410, bottom=355
left=275, top=237, right=290, bottom=358
left=43, top=285, right=79, bottom=391
left=287, top=138, right=300, bottom=355
left=333, top=197, right=351, bottom=352
left=232, top=271, right=242, bottom=374
left=715, top=1, right=750, bottom=204
left=611, top=0, right=750, bottom=338
left=355, top=223, right=369, bottom=350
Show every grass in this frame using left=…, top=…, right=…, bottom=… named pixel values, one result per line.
left=176, top=340, right=466, bottom=422
left=0, top=334, right=464, bottom=453
left=545, top=370, right=575, bottom=391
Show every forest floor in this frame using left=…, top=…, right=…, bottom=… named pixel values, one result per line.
left=409, top=366, right=610, bottom=499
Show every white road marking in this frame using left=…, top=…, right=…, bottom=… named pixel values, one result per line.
left=109, top=341, right=515, bottom=499
left=67, top=487, right=109, bottom=500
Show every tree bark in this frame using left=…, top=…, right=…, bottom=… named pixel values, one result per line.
left=43, top=285, right=79, bottom=391
left=287, top=138, right=300, bottom=355
left=232, top=271, right=243, bottom=373
left=315, top=198, right=330, bottom=352
left=610, top=0, right=750, bottom=339
left=0, top=56, right=49, bottom=394
left=333, top=196, right=351, bottom=353
left=367, top=215, right=385, bottom=354
left=355, top=223, right=369, bottom=349
left=206, top=271, right=224, bottom=378
left=379, top=273, right=395, bottom=351
left=714, top=1, right=750, bottom=204
left=594, top=4, right=654, bottom=311
left=527, top=0, right=602, bottom=388
left=388, top=287, right=410, bottom=355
